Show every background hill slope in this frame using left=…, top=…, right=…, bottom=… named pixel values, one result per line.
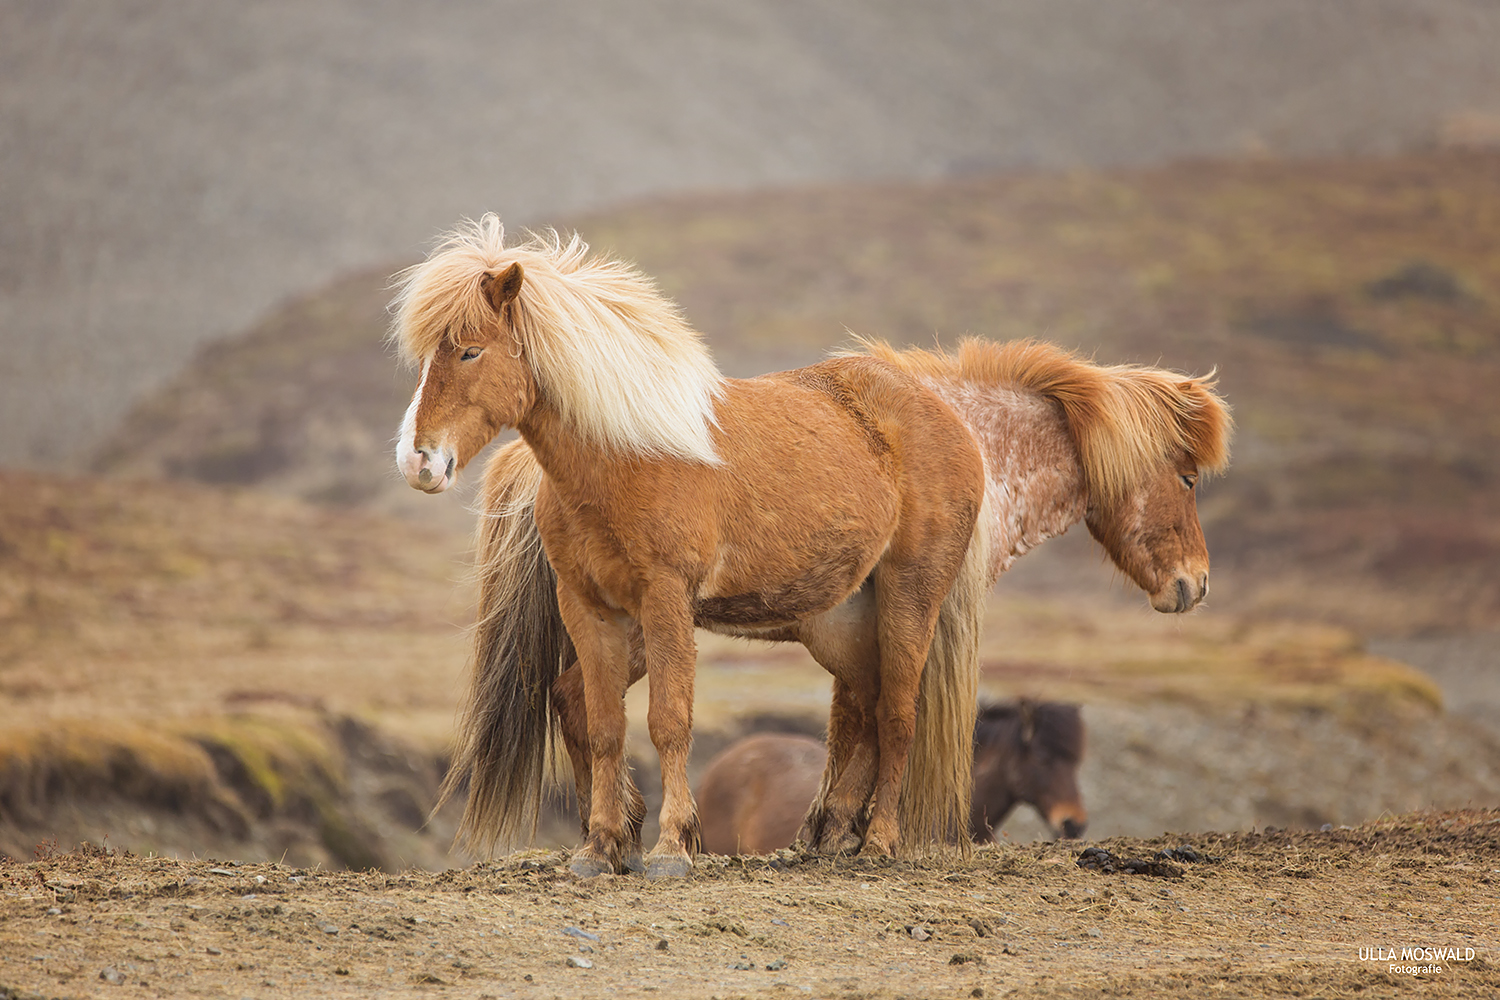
left=97, top=151, right=1500, bottom=635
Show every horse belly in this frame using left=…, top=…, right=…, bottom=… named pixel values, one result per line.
left=692, top=539, right=885, bottom=634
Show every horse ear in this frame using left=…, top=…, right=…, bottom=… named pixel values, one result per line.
left=481, top=262, right=524, bottom=313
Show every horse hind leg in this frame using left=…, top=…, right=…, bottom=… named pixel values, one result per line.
left=861, top=556, right=962, bottom=858
left=799, top=676, right=877, bottom=855
left=793, top=589, right=883, bottom=855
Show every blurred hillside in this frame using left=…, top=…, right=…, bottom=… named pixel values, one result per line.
left=96, top=151, right=1500, bottom=636
left=5, top=1, right=1500, bottom=469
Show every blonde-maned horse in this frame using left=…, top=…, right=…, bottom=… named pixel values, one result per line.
left=392, top=216, right=1232, bottom=879
left=393, top=216, right=988, bottom=878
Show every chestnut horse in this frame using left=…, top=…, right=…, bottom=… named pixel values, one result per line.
left=697, top=700, right=1086, bottom=855
left=394, top=217, right=989, bottom=877
left=392, top=216, right=1231, bottom=878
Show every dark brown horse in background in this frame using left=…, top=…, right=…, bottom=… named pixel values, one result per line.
left=696, top=700, right=1087, bottom=855
left=391, top=216, right=1230, bottom=878
left=970, top=700, right=1087, bottom=841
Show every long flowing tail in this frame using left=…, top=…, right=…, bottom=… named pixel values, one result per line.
left=434, top=439, right=572, bottom=857
left=898, top=492, right=992, bottom=852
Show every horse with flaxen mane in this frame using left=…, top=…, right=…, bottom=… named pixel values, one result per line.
left=389, top=215, right=1230, bottom=879
left=696, top=700, right=1087, bottom=856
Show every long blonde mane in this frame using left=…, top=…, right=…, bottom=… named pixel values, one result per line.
left=389, top=214, right=725, bottom=465
left=862, top=338, right=1232, bottom=503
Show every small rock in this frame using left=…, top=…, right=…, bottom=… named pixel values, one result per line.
left=46, top=907, right=61, bottom=915
left=765, top=959, right=788, bottom=971
left=561, top=925, right=600, bottom=941
left=655, top=938, right=669, bottom=951
left=566, top=955, right=593, bottom=969
left=207, top=868, right=236, bottom=877
left=206, top=946, right=222, bottom=956
left=949, top=952, right=980, bottom=965
left=254, top=875, right=266, bottom=885
left=908, top=925, right=931, bottom=942
left=729, top=961, right=754, bottom=971
left=318, top=923, right=340, bottom=935
left=100, top=966, right=126, bottom=985
left=1086, top=927, right=1103, bottom=939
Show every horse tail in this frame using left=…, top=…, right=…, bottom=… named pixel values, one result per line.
left=434, top=439, right=572, bottom=857
left=899, top=490, right=992, bottom=853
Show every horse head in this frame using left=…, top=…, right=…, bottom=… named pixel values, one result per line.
left=390, top=215, right=725, bottom=495
left=972, top=700, right=1087, bottom=841
left=1076, top=370, right=1231, bottom=615
left=394, top=261, right=531, bottom=494
left=1085, top=445, right=1212, bottom=613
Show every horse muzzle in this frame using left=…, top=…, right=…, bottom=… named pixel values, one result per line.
left=1046, top=805, right=1088, bottom=840
left=1150, top=572, right=1208, bottom=614
left=400, top=445, right=456, bottom=494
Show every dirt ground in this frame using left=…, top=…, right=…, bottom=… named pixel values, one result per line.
left=1, top=809, right=1496, bottom=1000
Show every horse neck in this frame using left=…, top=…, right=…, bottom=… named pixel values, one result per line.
left=926, top=380, right=1088, bottom=583
left=516, top=401, right=620, bottom=498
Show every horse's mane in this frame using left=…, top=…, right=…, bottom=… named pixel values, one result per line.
left=389, top=214, right=725, bottom=465
left=860, top=338, right=1232, bottom=504
left=976, top=700, right=1084, bottom=762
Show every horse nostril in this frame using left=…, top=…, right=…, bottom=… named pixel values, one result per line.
left=1175, top=576, right=1191, bottom=612
left=1200, top=573, right=1209, bottom=599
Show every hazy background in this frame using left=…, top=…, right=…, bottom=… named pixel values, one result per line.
left=5, top=0, right=1500, bottom=468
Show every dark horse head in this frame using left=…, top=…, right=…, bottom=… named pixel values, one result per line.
left=970, top=699, right=1087, bottom=841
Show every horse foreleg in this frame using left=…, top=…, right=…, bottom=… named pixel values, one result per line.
left=639, top=582, right=701, bottom=878
left=555, top=588, right=636, bottom=877
left=551, top=640, right=649, bottom=870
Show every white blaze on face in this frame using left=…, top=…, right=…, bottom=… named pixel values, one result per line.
left=396, top=359, right=430, bottom=481
left=396, top=358, right=454, bottom=492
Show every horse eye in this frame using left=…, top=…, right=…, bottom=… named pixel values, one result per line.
left=1180, top=474, right=1197, bottom=490
left=460, top=346, right=483, bottom=361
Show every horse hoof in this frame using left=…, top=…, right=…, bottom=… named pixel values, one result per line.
left=569, top=855, right=615, bottom=879
left=644, top=855, right=693, bottom=880
left=815, top=830, right=863, bottom=856
left=623, top=850, right=645, bottom=874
